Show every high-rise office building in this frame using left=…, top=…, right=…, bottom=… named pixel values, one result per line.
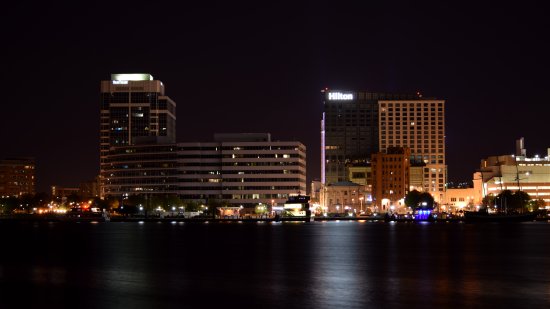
left=378, top=99, right=446, bottom=203
left=321, top=89, right=446, bottom=205
left=321, top=90, right=420, bottom=185
left=100, top=73, right=176, bottom=197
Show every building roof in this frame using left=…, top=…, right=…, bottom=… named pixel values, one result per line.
left=328, top=181, right=362, bottom=187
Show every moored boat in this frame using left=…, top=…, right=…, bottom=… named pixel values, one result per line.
left=463, top=210, right=537, bottom=222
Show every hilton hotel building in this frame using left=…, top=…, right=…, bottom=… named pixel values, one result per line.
left=321, top=90, right=420, bottom=184
left=322, top=90, right=446, bottom=203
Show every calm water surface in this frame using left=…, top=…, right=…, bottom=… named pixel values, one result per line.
left=1, top=220, right=549, bottom=308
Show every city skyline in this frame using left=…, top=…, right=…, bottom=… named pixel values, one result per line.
left=2, top=2, right=549, bottom=193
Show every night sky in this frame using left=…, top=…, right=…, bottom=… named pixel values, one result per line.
left=2, top=1, right=549, bottom=193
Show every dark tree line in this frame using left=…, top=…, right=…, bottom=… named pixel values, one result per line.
left=484, top=190, right=532, bottom=213
left=404, top=190, right=435, bottom=210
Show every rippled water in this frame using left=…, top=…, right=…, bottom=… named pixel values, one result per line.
left=1, top=221, right=549, bottom=308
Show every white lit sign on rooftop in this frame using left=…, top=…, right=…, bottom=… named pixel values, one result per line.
left=328, top=92, right=354, bottom=100
left=111, top=73, right=154, bottom=83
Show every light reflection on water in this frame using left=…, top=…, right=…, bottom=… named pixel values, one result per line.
left=0, top=221, right=549, bottom=308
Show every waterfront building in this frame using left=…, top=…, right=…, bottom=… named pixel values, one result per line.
left=0, top=157, right=35, bottom=197
left=310, top=180, right=322, bottom=202
left=409, top=165, right=425, bottom=192
left=321, top=89, right=420, bottom=185
left=347, top=165, right=371, bottom=186
left=320, top=181, right=366, bottom=214
left=347, top=165, right=373, bottom=203
left=445, top=188, right=476, bottom=208
left=102, top=133, right=306, bottom=208
left=378, top=99, right=446, bottom=203
left=103, top=140, right=179, bottom=197
left=51, top=186, right=80, bottom=199
left=442, top=172, right=483, bottom=212
left=321, top=90, right=445, bottom=204
left=100, top=73, right=176, bottom=197
left=51, top=177, right=101, bottom=201
left=371, top=147, right=411, bottom=211
left=480, top=138, right=550, bottom=207
left=79, top=177, right=101, bottom=199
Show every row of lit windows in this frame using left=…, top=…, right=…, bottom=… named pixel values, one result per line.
left=224, top=154, right=303, bottom=159
left=108, top=171, right=177, bottom=177
left=380, top=102, right=443, bottom=108
left=449, top=198, right=467, bottom=202
left=327, top=120, right=375, bottom=126
left=382, top=132, right=444, bottom=138
left=381, top=137, right=443, bottom=142
left=381, top=113, right=442, bottom=119
left=381, top=146, right=444, bottom=152
left=375, top=183, right=405, bottom=188
left=381, top=144, right=443, bottom=150
left=105, top=186, right=179, bottom=193
left=425, top=183, right=445, bottom=188
left=160, top=186, right=303, bottom=191
left=381, top=141, right=443, bottom=146
left=381, top=147, right=444, bottom=153
left=328, top=113, right=374, bottom=118
left=180, top=170, right=304, bottom=175
left=106, top=145, right=302, bottom=154
left=374, top=166, right=406, bottom=172
left=381, top=124, right=443, bottom=129
left=106, top=178, right=177, bottom=185
left=424, top=174, right=445, bottom=179
left=225, top=162, right=305, bottom=167
left=381, top=109, right=442, bottom=114
left=223, top=194, right=293, bottom=200
left=381, top=125, right=444, bottom=129
left=177, top=178, right=302, bottom=183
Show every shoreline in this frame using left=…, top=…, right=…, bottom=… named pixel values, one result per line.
left=1, top=214, right=548, bottom=223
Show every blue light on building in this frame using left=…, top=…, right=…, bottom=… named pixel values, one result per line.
left=415, top=209, right=432, bottom=220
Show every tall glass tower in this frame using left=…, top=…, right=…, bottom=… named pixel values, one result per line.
left=99, top=73, right=176, bottom=196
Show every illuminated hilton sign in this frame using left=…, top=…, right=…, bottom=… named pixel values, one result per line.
left=328, top=92, right=354, bottom=100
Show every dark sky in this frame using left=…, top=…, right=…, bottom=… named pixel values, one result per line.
left=2, top=1, right=549, bottom=193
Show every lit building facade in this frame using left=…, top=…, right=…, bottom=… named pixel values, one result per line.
left=103, top=142, right=180, bottom=196
left=79, top=177, right=101, bottom=199
left=320, top=181, right=366, bottom=214
left=310, top=180, right=322, bottom=203
left=347, top=166, right=373, bottom=203
left=102, top=133, right=306, bottom=208
left=378, top=99, right=446, bottom=203
left=409, top=166, right=425, bottom=192
left=442, top=172, right=483, bottom=212
left=100, top=73, right=176, bottom=197
left=371, top=147, right=411, bottom=210
left=347, top=166, right=371, bottom=186
left=51, top=186, right=80, bottom=198
left=480, top=140, right=550, bottom=207
left=321, top=90, right=420, bottom=185
left=0, top=157, right=35, bottom=197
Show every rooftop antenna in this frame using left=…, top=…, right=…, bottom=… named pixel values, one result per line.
left=514, top=138, right=526, bottom=191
